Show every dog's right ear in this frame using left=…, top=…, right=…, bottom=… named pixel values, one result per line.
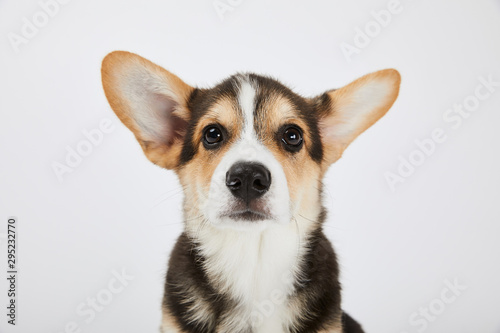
left=101, top=51, right=194, bottom=169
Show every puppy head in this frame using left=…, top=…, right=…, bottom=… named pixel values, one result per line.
left=102, top=51, right=400, bottom=232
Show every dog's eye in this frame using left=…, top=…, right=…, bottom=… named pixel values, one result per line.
left=281, top=126, right=303, bottom=151
left=203, top=126, right=223, bottom=148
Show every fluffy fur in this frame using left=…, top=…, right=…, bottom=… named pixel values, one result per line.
left=101, top=51, right=401, bottom=333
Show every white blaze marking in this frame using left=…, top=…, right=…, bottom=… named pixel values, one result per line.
left=238, top=78, right=257, bottom=139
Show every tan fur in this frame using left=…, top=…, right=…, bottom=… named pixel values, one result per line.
left=175, top=86, right=325, bottom=233
left=176, top=97, right=245, bottom=226
left=252, top=91, right=321, bottom=205
left=252, top=91, right=325, bottom=234
left=316, top=312, right=343, bottom=333
left=160, top=308, right=185, bottom=333
left=317, top=328, right=343, bottom=333
left=317, top=324, right=343, bottom=333
left=179, top=97, right=243, bottom=186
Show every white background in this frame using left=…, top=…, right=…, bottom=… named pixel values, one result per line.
left=1, top=0, right=500, bottom=332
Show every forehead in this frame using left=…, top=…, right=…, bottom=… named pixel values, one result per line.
left=179, top=74, right=323, bottom=164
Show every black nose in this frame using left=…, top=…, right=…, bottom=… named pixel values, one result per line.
left=226, top=162, right=271, bottom=203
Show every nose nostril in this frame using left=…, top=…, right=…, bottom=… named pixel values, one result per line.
left=227, top=178, right=242, bottom=189
left=252, top=178, right=268, bottom=192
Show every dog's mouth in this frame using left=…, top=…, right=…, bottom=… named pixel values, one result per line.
left=225, top=209, right=271, bottom=222
left=217, top=196, right=273, bottom=223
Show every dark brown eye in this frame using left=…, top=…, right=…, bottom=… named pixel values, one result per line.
left=281, top=126, right=303, bottom=151
left=203, top=126, right=223, bottom=148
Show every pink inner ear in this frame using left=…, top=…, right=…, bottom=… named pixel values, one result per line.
left=168, top=114, right=189, bottom=145
left=135, top=93, right=187, bottom=147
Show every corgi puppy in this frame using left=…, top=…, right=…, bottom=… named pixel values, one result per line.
left=101, top=51, right=400, bottom=333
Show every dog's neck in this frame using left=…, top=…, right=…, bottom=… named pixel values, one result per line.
left=185, top=213, right=320, bottom=294
left=182, top=212, right=324, bottom=332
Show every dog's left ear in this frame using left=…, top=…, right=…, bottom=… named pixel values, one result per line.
left=101, top=51, right=194, bottom=169
left=316, top=69, right=401, bottom=165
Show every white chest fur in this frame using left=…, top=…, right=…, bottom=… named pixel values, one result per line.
left=196, top=222, right=305, bottom=333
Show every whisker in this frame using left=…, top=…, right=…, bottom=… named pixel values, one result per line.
left=148, top=190, right=185, bottom=212
left=153, top=222, right=183, bottom=227
left=297, top=213, right=344, bottom=231
left=298, top=213, right=316, bottom=223
left=152, top=186, right=183, bottom=199
left=292, top=216, right=302, bottom=260
left=153, top=214, right=203, bottom=228
left=322, top=223, right=344, bottom=231
left=185, top=214, right=204, bottom=222
left=150, top=185, right=188, bottom=204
